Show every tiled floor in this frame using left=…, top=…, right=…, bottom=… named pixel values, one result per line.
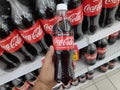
left=77, top=68, right=120, bottom=90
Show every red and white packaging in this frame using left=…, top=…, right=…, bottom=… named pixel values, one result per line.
left=0, top=30, right=24, bottom=53
left=97, top=47, right=107, bottom=54
left=103, top=0, right=119, bottom=8
left=85, top=53, right=97, bottom=60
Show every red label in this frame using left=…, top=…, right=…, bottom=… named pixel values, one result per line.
left=18, top=21, right=44, bottom=44
left=67, top=5, right=83, bottom=25
left=83, top=0, right=102, bottom=16
left=110, top=32, right=119, bottom=38
left=103, top=0, right=119, bottom=8
left=53, top=36, right=74, bottom=50
left=97, top=47, right=107, bottom=54
left=0, top=47, right=4, bottom=56
left=40, top=17, right=57, bottom=34
left=0, top=30, right=24, bottom=53
left=85, top=53, right=97, bottom=60
left=15, top=81, right=30, bottom=90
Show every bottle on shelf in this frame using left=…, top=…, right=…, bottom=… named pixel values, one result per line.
left=99, top=0, right=119, bottom=27
left=95, top=38, right=108, bottom=60
left=108, top=31, right=119, bottom=45
left=99, top=63, right=109, bottom=72
left=78, top=74, right=86, bottom=83
left=0, top=1, right=35, bottom=63
left=35, top=0, right=56, bottom=46
left=82, top=0, right=102, bottom=34
left=86, top=69, right=95, bottom=80
left=115, top=3, right=120, bottom=21
left=12, top=76, right=32, bottom=90
left=84, top=44, right=97, bottom=65
left=71, top=78, right=79, bottom=86
left=60, top=0, right=84, bottom=41
left=109, top=59, right=116, bottom=69
left=7, top=0, right=48, bottom=55
left=52, top=3, right=75, bottom=85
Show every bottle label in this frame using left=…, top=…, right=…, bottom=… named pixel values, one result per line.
left=0, top=47, right=4, bottom=56
left=0, top=30, right=24, bottom=53
left=103, top=0, right=119, bottom=8
left=40, top=17, right=57, bottom=34
left=18, top=21, right=44, bottom=44
left=53, top=36, right=74, bottom=50
left=110, top=32, right=119, bottom=38
left=85, top=53, right=97, bottom=60
left=83, top=0, right=102, bottom=16
left=67, top=5, right=83, bottom=26
left=15, top=81, right=30, bottom=90
left=97, top=47, right=107, bottom=54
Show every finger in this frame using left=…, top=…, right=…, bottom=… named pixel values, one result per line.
left=44, top=45, right=54, bottom=65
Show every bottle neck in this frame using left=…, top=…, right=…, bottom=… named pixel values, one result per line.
left=57, top=10, right=67, bottom=17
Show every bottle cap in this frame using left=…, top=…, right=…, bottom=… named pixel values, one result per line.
left=56, top=3, right=67, bottom=11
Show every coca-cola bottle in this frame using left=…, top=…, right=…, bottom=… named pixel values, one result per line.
left=8, top=0, right=48, bottom=54
left=99, top=0, right=119, bottom=27
left=84, top=44, right=97, bottom=65
left=12, top=76, right=32, bottom=90
left=0, top=48, right=21, bottom=72
left=36, top=0, right=56, bottom=46
left=115, top=3, right=120, bottom=21
left=53, top=4, right=75, bottom=85
left=0, top=5, right=35, bottom=63
left=25, top=72, right=37, bottom=87
left=108, top=32, right=119, bottom=45
left=95, top=38, right=108, bottom=60
left=82, top=0, right=102, bottom=34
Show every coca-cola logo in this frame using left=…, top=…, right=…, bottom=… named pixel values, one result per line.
left=53, top=36, right=74, bottom=50
left=0, top=34, right=23, bottom=51
left=83, top=0, right=102, bottom=16
left=84, top=2, right=102, bottom=14
left=103, top=0, right=119, bottom=8
left=68, top=11, right=82, bottom=23
left=21, top=25, right=43, bottom=41
left=105, top=0, right=119, bottom=4
left=85, top=53, right=97, bottom=60
left=53, top=37, right=74, bottom=46
left=44, top=24, right=53, bottom=31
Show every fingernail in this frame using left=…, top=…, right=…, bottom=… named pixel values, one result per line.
left=49, top=45, right=53, bottom=51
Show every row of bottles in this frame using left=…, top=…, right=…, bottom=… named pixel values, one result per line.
left=80, top=30, right=120, bottom=66
left=0, top=69, right=39, bottom=90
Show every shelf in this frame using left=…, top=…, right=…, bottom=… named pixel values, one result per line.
left=75, top=21, right=120, bottom=49
left=0, top=56, right=43, bottom=85
left=0, top=21, right=120, bottom=86
left=68, top=61, right=120, bottom=90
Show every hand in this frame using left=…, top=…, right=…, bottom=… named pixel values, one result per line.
left=33, top=46, right=57, bottom=90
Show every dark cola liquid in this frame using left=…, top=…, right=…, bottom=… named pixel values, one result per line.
left=8, top=0, right=48, bottom=55
left=84, top=44, right=97, bottom=65
left=36, top=0, right=56, bottom=46
left=95, top=38, right=108, bottom=60
left=115, top=5, right=120, bottom=21
left=53, top=18, right=75, bottom=85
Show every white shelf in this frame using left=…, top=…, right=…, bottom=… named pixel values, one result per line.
left=0, top=56, right=43, bottom=85
left=0, top=21, right=120, bottom=86
left=69, top=61, right=120, bottom=90
left=75, top=21, right=120, bottom=49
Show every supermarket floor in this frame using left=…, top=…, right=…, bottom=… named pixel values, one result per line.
left=75, top=67, right=120, bottom=90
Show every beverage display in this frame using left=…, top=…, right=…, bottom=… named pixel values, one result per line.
left=78, top=74, right=86, bottom=83
left=82, top=0, right=102, bottom=34
left=36, top=0, right=56, bottom=46
left=65, top=0, right=84, bottom=41
left=95, top=38, right=108, bottom=60
left=84, top=44, right=97, bottom=65
left=99, top=0, right=119, bottom=27
left=109, top=59, right=116, bottom=69
left=108, top=32, right=119, bottom=45
left=99, top=63, right=109, bottom=72
left=53, top=4, right=75, bottom=85
left=8, top=0, right=48, bottom=54
left=0, top=1, right=35, bottom=63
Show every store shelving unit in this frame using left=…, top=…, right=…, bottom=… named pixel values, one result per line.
left=0, top=21, right=120, bottom=87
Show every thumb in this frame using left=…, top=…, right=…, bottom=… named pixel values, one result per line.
left=44, top=45, right=54, bottom=65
